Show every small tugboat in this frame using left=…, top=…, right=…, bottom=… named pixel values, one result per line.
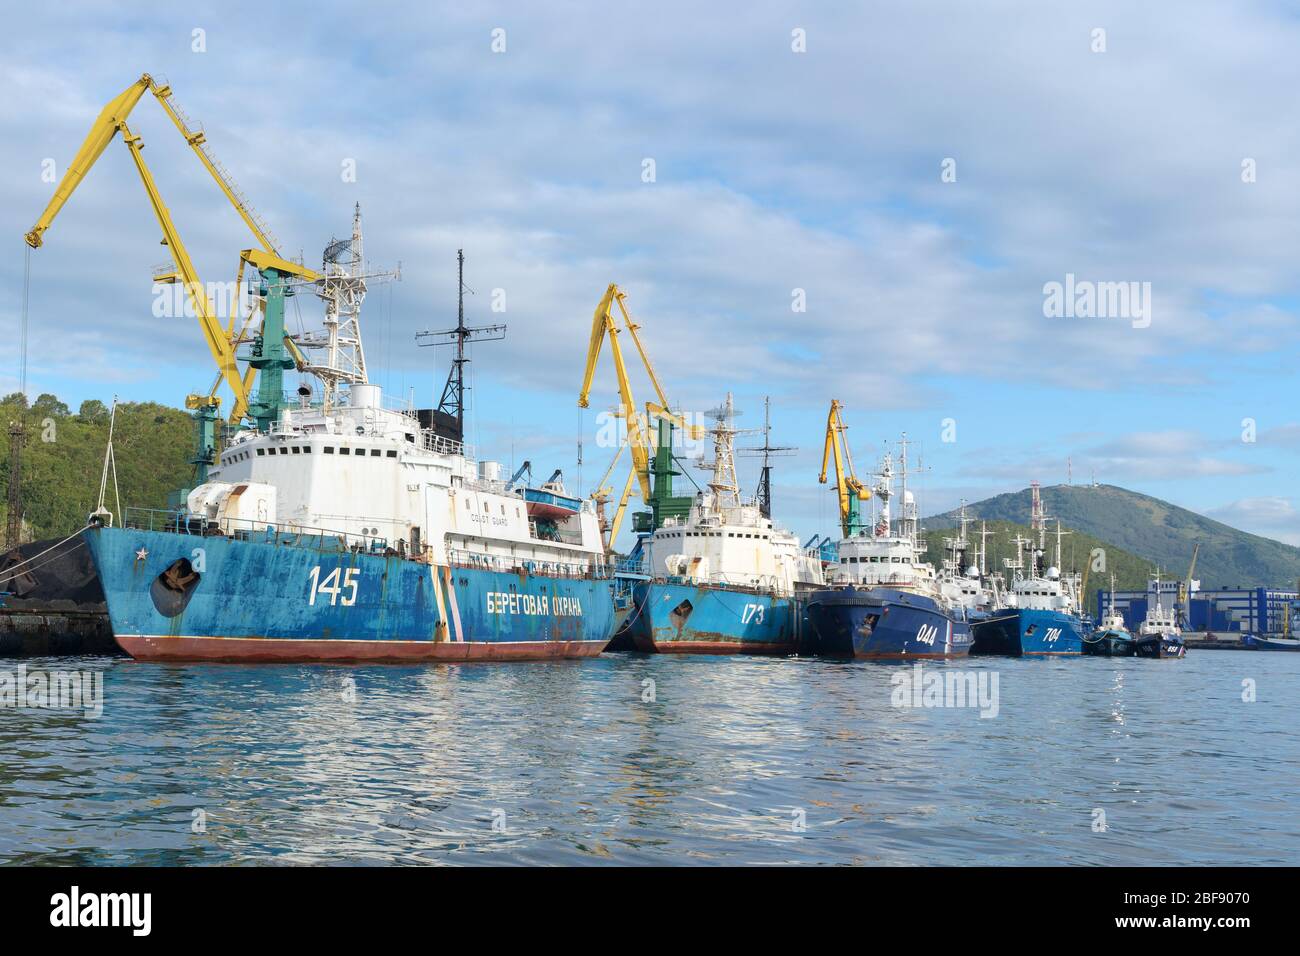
left=801, top=407, right=973, bottom=659
left=1082, top=574, right=1135, bottom=657
left=1133, top=571, right=1187, bottom=659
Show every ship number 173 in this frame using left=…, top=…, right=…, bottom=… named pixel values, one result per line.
left=308, top=566, right=359, bottom=606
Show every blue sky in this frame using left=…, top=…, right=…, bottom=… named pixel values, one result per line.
left=5, top=1, right=1300, bottom=547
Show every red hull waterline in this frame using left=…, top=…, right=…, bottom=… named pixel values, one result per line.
left=852, top=651, right=971, bottom=660
left=634, top=637, right=795, bottom=655
left=115, top=634, right=611, bottom=664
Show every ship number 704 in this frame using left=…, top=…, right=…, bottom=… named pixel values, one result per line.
left=309, top=566, right=359, bottom=606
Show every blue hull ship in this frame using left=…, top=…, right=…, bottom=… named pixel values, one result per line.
left=971, top=608, right=1085, bottom=656
left=800, top=586, right=974, bottom=659
left=625, top=580, right=799, bottom=654
left=617, top=393, right=825, bottom=657
left=76, top=229, right=622, bottom=664
left=85, top=523, right=616, bottom=662
left=1242, top=634, right=1300, bottom=651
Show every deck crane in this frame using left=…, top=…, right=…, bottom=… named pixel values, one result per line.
left=24, top=73, right=321, bottom=435
left=589, top=437, right=638, bottom=547
left=578, top=284, right=704, bottom=549
left=819, top=399, right=871, bottom=538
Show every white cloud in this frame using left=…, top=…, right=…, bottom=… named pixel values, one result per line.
left=1208, top=497, right=1300, bottom=546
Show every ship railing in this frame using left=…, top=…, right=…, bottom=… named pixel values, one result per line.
left=420, top=431, right=466, bottom=457
left=526, top=519, right=586, bottom=546
left=613, top=557, right=647, bottom=577
left=445, top=547, right=602, bottom=579
left=662, top=570, right=786, bottom=596
left=121, top=507, right=394, bottom=555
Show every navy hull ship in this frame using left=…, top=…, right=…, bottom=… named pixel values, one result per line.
left=970, top=503, right=1086, bottom=657
left=800, top=411, right=973, bottom=659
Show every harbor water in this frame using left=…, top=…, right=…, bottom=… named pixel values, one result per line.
left=2, top=650, right=1297, bottom=865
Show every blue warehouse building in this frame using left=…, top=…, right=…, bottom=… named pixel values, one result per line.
left=1098, top=579, right=1300, bottom=639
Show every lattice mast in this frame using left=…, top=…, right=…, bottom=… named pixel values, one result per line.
left=297, top=204, right=399, bottom=411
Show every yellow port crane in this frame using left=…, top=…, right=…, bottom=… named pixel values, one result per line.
left=24, top=73, right=320, bottom=425
left=578, top=283, right=704, bottom=548
left=820, top=399, right=871, bottom=538
left=1176, top=542, right=1200, bottom=627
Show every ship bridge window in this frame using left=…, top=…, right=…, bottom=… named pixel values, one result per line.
left=279, top=447, right=288, bottom=454
left=324, top=446, right=334, bottom=454
left=386, top=450, right=397, bottom=458
left=371, top=449, right=381, bottom=457
left=256, top=448, right=265, bottom=456
left=291, top=446, right=300, bottom=454
left=303, top=446, right=312, bottom=454
left=340, top=447, right=351, bottom=455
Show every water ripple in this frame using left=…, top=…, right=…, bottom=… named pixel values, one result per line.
left=0, top=651, right=1295, bottom=865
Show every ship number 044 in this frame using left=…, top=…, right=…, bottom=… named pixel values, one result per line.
left=308, top=566, right=359, bottom=606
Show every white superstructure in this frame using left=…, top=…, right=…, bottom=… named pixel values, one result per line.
left=829, top=437, right=941, bottom=597
left=936, top=504, right=997, bottom=611
left=1098, top=574, right=1129, bottom=634
left=1000, top=523, right=1081, bottom=615
left=1137, top=570, right=1182, bottom=639
left=193, top=385, right=605, bottom=576
left=643, top=394, right=823, bottom=595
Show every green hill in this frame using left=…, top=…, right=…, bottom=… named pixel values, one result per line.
left=1, top=392, right=194, bottom=543
left=928, top=484, right=1300, bottom=590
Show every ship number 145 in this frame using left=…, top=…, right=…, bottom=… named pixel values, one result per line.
left=308, top=566, right=359, bottom=606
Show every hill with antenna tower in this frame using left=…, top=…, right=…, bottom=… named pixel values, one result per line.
left=927, top=482, right=1300, bottom=590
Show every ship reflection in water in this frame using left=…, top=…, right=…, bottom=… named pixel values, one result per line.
left=0, top=651, right=1295, bottom=865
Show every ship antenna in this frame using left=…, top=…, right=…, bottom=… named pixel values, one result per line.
left=737, top=395, right=795, bottom=518
left=415, top=249, right=507, bottom=442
